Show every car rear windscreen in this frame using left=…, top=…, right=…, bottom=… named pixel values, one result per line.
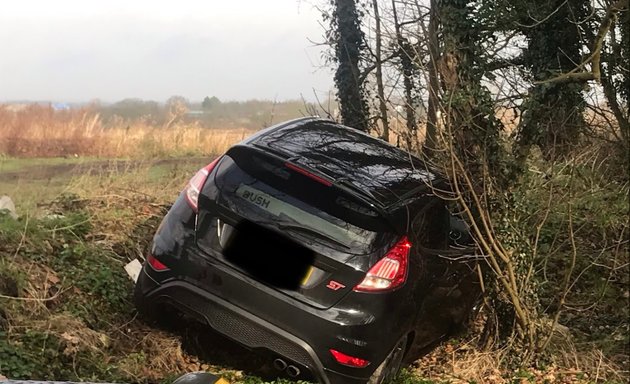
left=211, top=146, right=396, bottom=255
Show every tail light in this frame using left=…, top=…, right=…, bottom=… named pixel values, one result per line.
left=185, top=157, right=221, bottom=212
left=147, top=254, right=169, bottom=271
left=354, top=236, right=411, bottom=292
left=329, top=349, right=370, bottom=368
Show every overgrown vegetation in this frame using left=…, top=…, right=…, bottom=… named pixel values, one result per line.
left=2, top=154, right=625, bottom=383
left=323, top=0, right=629, bottom=381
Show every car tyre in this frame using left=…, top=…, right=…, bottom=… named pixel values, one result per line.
left=367, top=334, right=408, bottom=384
left=133, top=278, right=180, bottom=327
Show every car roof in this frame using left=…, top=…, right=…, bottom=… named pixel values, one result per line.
left=245, top=117, right=441, bottom=209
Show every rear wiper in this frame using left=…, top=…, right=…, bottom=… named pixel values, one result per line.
left=277, top=223, right=350, bottom=250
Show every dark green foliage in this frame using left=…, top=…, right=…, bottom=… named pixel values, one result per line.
left=0, top=331, right=39, bottom=379
left=509, top=156, right=629, bottom=359
left=202, top=96, right=221, bottom=110
left=328, top=0, right=370, bottom=131
left=0, top=328, right=116, bottom=381
left=0, top=196, right=133, bottom=380
left=620, top=8, right=630, bottom=105
left=57, top=242, right=132, bottom=316
left=516, top=0, right=589, bottom=158
left=0, top=268, right=20, bottom=298
left=99, top=98, right=161, bottom=124
left=35, top=211, right=131, bottom=320
left=0, top=202, right=133, bottom=317
left=439, top=0, right=508, bottom=186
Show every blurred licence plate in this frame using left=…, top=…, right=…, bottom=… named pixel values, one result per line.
left=236, top=185, right=315, bottom=287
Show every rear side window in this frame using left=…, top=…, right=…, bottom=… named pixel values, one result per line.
left=211, top=146, right=395, bottom=254
left=410, top=200, right=450, bottom=249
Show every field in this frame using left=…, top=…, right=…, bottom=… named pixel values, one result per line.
left=1, top=106, right=628, bottom=384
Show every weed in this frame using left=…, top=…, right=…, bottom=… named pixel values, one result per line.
left=0, top=331, right=38, bottom=378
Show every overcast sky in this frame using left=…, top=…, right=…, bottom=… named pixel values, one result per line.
left=0, top=0, right=333, bottom=103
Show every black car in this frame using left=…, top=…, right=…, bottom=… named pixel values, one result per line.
left=134, top=117, right=480, bottom=384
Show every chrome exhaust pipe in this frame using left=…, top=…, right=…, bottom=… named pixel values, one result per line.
left=273, top=358, right=288, bottom=371
left=286, top=365, right=300, bottom=378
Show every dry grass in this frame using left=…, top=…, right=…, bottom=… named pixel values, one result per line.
left=413, top=334, right=627, bottom=384
left=116, top=328, right=190, bottom=381
left=0, top=104, right=254, bottom=158
left=409, top=308, right=628, bottom=384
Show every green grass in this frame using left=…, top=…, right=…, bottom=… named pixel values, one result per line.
left=0, top=177, right=71, bottom=212
left=0, top=156, right=98, bottom=173
left=0, top=157, right=208, bottom=213
left=0, top=157, right=86, bottom=211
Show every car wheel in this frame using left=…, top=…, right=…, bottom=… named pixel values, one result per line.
left=367, top=334, right=408, bottom=384
left=133, top=279, right=179, bottom=327
left=133, top=279, right=158, bottom=319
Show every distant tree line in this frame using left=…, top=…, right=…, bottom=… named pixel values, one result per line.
left=92, top=96, right=335, bottom=130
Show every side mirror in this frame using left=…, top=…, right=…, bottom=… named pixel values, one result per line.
left=448, top=215, right=473, bottom=247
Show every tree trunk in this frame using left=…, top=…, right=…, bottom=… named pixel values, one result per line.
left=333, top=0, right=370, bottom=132
left=373, top=0, right=390, bottom=142
left=424, top=0, right=440, bottom=154
left=392, top=0, right=417, bottom=149
left=439, top=0, right=532, bottom=350
left=621, top=2, right=630, bottom=107
left=439, top=0, right=503, bottom=183
left=516, top=0, right=588, bottom=160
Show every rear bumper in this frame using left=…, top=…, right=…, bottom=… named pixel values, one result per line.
left=136, top=266, right=372, bottom=384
